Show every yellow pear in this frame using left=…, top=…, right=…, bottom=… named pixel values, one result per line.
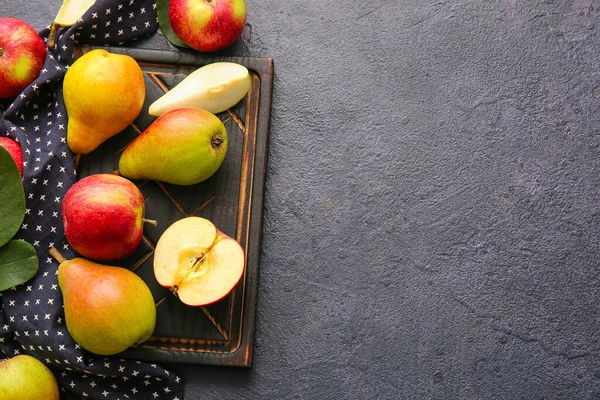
left=0, top=355, right=60, bottom=400
left=63, top=49, right=145, bottom=155
left=50, top=248, right=156, bottom=356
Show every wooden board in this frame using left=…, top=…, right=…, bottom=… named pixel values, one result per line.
left=73, top=45, right=273, bottom=367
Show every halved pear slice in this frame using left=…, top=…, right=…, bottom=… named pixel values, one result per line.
left=48, top=0, right=96, bottom=48
left=148, top=62, right=251, bottom=117
left=153, top=217, right=246, bottom=306
left=54, top=0, right=96, bottom=26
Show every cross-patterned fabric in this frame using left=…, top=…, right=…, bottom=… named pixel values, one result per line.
left=0, top=1, right=185, bottom=399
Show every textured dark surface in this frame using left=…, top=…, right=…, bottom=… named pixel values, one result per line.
left=3, top=1, right=600, bottom=399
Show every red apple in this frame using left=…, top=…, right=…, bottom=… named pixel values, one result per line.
left=62, top=174, right=150, bottom=262
left=0, top=18, right=46, bottom=100
left=153, top=217, right=245, bottom=306
left=0, top=137, right=23, bottom=177
left=169, top=0, right=246, bottom=52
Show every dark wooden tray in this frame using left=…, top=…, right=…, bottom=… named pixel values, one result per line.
left=73, top=45, right=273, bottom=367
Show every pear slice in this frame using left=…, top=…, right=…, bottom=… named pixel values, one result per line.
left=48, top=0, right=96, bottom=48
left=148, top=62, right=251, bottom=117
left=54, top=0, right=96, bottom=26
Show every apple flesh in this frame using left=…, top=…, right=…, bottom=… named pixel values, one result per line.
left=169, top=0, right=247, bottom=52
left=0, top=18, right=46, bottom=99
left=153, top=217, right=245, bottom=306
left=62, top=174, right=147, bottom=262
left=0, top=137, right=23, bottom=177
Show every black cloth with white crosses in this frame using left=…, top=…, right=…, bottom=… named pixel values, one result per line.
left=0, top=1, right=185, bottom=399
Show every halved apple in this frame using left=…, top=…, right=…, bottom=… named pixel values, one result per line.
left=153, top=217, right=245, bottom=306
left=148, top=62, right=251, bottom=117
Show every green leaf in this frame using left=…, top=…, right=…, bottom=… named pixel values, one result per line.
left=0, top=240, right=39, bottom=291
left=157, top=0, right=191, bottom=49
left=0, top=146, right=25, bottom=247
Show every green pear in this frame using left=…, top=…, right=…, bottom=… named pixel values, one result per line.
left=119, top=107, right=228, bottom=186
left=51, top=248, right=156, bottom=356
left=0, top=355, right=60, bottom=400
left=148, top=62, right=251, bottom=117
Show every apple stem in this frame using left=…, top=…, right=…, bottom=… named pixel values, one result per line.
left=0, top=47, right=4, bottom=57
left=111, top=169, right=121, bottom=176
left=48, top=247, right=66, bottom=264
left=142, top=218, right=158, bottom=226
left=155, top=295, right=167, bottom=308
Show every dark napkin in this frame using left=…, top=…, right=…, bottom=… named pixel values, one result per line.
left=0, top=1, right=185, bottom=399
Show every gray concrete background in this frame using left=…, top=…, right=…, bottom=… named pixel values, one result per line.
left=3, top=1, right=600, bottom=399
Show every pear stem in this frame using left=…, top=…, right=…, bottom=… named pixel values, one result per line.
left=47, top=23, right=59, bottom=49
left=74, top=154, right=81, bottom=171
left=142, top=218, right=158, bottom=226
left=48, top=247, right=66, bottom=264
